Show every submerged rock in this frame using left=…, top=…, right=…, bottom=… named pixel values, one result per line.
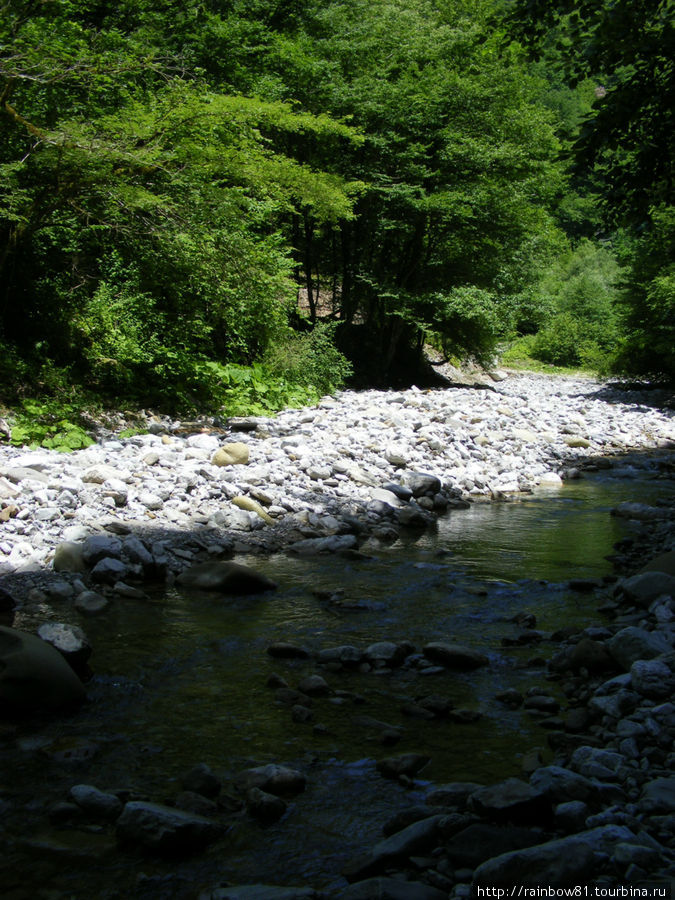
left=74, top=590, right=109, bottom=615
left=423, top=641, right=489, bottom=670
left=69, top=784, right=123, bottom=821
left=266, top=642, right=311, bottom=659
left=376, top=753, right=431, bottom=780
left=234, top=764, right=306, bottom=797
left=181, top=762, right=221, bottom=799
left=176, top=561, right=277, bottom=594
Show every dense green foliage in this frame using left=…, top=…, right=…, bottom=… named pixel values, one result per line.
left=508, top=0, right=675, bottom=378
left=0, top=0, right=360, bottom=414
left=0, top=0, right=671, bottom=446
left=523, top=240, right=622, bottom=370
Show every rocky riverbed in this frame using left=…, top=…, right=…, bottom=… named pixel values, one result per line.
left=1, top=371, right=674, bottom=899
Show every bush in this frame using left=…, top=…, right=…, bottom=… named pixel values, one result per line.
left=532, top=312, right=616, bottom=371
left=615, top=205, right=675, bottom=380
left=263, top=322, right=353, bottom=397
left=424, top=287, right=503, bottom=367
left=527, top=240, right=623, bottom=372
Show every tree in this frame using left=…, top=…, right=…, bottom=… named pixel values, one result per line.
left=263, top=0, right=565, bottom=381
left=506, top=0, right=675, bottom=377
left=0, top=1, right=360, bottom=406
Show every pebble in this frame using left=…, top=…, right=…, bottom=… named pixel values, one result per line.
left=0, top=373, right=670, bottom=591
left=0, top=371, right=674, bottom=894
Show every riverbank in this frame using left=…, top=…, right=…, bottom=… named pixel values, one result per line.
left=1, top=372, right=674, bottom=899
left=0, top=372, right=673, bottom=597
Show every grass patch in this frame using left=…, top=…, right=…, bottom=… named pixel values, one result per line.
left=500, top=336, right=597, bottom=377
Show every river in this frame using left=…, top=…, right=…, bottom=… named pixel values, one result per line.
left=3, top=454, right=674, bottom=898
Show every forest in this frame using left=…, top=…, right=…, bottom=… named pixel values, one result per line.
left=1, top=0, right=673, bottom=442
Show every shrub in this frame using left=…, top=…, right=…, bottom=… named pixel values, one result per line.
left=527, top=240, right=623, bottom=372
left=263, top=322, right=353, bottom=397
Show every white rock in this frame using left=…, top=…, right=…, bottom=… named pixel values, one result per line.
left=138, top=492, right=163, bottom=511
left=538, top=471, right=563, bottom=487
left=82, top=464, right=127, bottom=484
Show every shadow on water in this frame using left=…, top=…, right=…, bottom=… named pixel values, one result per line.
left=0, top=446, right=673, bottom=897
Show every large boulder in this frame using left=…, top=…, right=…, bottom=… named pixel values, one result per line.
left=365, top=641, right=410, bottom=668
left=289, top=535, right=358, bottom=555
left=472, top=825, right=636, bottom=889
left=426, top=782, right=484, bottom=808
left=549, top=638, right=616, bottom=674
left=344, top=815, right=445, bottom=882
left=444, top=823, right=544, bottom=868
left=468, top=778, right=550, bottom=824
left=401, top=472, right=442, bottom=498
left=0, top=586, right=16, bottom=626
left=81, top=535, right=123, bottom=567
left=641, top=550, right=675, bottom=577
left=529, top=766, right=596, bottom=803
left=639, top=777, right=675, bottom=814
left=0, top=626, right=86, bottom=713
left=116, top=800, right=224, bottom=855
left=569, top=746, right=625, bottom=782
left=246, top=787, right=287, bottom=824
left=69, top=784, right=123, bottom=821
left=630, top=657, right=675, bottom=699
left=181, top=763, right=221, bottom=799
left=620, top=571, right=675, bottom=607
left=90, top=557, right=130, bottom=585
left=176, top=562, right=276, bottom=594
left=606, top=627, right=672, bottom=671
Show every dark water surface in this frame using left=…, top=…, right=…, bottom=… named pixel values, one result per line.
left=3, top=459, right=673, bottom=898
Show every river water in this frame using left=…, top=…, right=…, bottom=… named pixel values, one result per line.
left=3, top=456, right=673, bottom=898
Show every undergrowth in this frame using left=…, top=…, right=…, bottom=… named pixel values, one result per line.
left=0, top=324, right=352, bottom=449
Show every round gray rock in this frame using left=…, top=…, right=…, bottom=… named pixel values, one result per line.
left=36, top=622, right=91, bottom=676
left=0, top=626, right=86, bottom=712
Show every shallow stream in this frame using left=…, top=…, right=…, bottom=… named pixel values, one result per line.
left=3, top=455, right=674, bottom=899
